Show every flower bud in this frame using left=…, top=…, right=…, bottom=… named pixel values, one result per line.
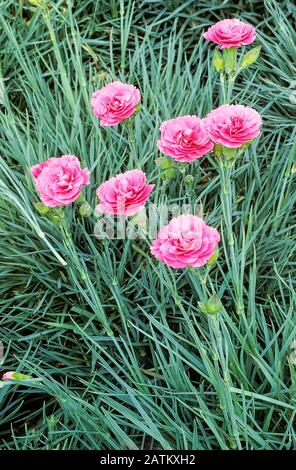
left=79, top=202, right=92, bottom=217
left=213, top=48, right=224, bottom=72
left=198, top=302, right=209, bottom=314
left=240, top=46, right=261, bottom=69
left=34, top=202, right=50, bottom=215
left=3, top=371, right=32, bottom=381
left=198, top=295, right=221, bottom=315
left=184, top=175, right=194, bottom=185
left=155, top=157, right=174, bottom=170
left=160, top=168, right=177, bottom=179
left=139, top=348, right=146, bottom=357
left=48, top=214, right=62, bottom=224
left=47, top=209, right=65, bottom=225
left=207, top=295, right=222, bottom=314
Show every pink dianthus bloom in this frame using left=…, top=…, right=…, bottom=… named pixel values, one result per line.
left=96, top=169, right=154, bottom=217
left=157, top=116, right=213, bottom=162
left=31, top=155, right=90, bottom=207
left=151, top=214, right=220, bottom=269
left=91, top=81, right=141, bottom=126
left=205, top=104, right=262, bottom=148
left=203, top=18, right=256, bottom=48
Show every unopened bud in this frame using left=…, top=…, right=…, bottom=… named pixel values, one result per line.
left=213, top=49, right=224, bottom=72
left=3, top=371, right=32, bottom=381
left=34, top=202, right=50, bottom=215
left=184, top=175, right=194, bottom=185
left=155, top=157, right=173, bottom=170
left=47, top=210, right=65, bottom=225
left=160, top=168, right=177, bottom=179
left=198, top=295, right=221, bottom=315
left=79, top=203, right=92, bottom=217
left=207, top=295, right=222, bottom=314
left=240, top=46, right=261, bottom=69
left=198, top=302, right=209, bottom=314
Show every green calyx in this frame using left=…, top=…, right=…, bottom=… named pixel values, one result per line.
left=223, top=47, right=237, bottom=74
left=198, top=295, right=222, bottom=315
left=34, top=202, right=50, bottom=215
left=79, top=203, right=92, bottom=217
left=240, top=46, right=261, bottom=70
left=207, top=248, right=219, bottom=266
left=213, top=48, right=224, bottom=73
left=155, top=157, right=174, bottom=170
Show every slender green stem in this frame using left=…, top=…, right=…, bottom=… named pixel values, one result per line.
left=127, top=120, right=139, bottom=166
left=187, top=267, right=211, bottom=305
left=219, top=163, right=234, bottom=244
left=219, top=159, right=244, bottom=314
left=226, top=74, right=236, bottom=103
left=219, top=73, right=227, bottom=104
left=217, top=52, right=244, bottom=314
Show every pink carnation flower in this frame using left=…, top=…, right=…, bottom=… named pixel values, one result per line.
left=203, top=18, right=256, bottom=48
left=31, top=155, right=90, bottom=207
left=91, top=81, right=141, bottom=126
left=157, top=116, right=214, bottom=162
left=96, top=169, right=154, bottom=217
left=151, top=214, right=220, bottom=269
left=205, top=104, right=262, bottom=148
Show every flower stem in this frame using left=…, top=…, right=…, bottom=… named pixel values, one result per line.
left=219, top=73, right=227, bottom=104
left=218, top=162, right=244, bottom=315
left=217, top=51, right=244, bottom=315
left=187, top=267, right=209, bottom=304
left=127, top=119, right=138, bottom=166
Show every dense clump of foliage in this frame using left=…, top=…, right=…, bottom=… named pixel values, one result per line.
left=0, top=0, right=295, bottom=450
